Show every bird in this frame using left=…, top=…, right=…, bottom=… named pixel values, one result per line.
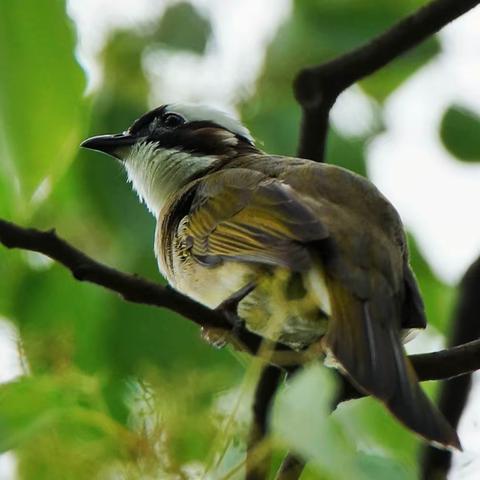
left=81, top=103, right=460, bottom=449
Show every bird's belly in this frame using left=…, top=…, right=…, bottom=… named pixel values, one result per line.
left=170, top=258, right=255, bottom=310
left=169, top=255, right=330, bottom=350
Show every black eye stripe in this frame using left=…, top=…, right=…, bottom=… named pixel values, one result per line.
left=163, top=113, right=186, bottom=128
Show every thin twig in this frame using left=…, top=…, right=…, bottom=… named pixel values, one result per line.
left=295, top=0, right=480, bottom=161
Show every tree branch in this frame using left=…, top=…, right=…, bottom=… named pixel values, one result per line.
left=275, top=453, right=305, bottom=480
left=1, top=217, right=480, bottom=383
left=295, top=0, right=480, bottom=161
left=0, top=218, right=265, bottom=355
left=246, top=365, right=284, bottom=480
left=338, top=338, right=480, bottom=403
left=420, top=256, right=480, bottom=479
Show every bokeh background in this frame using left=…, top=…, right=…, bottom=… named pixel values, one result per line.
left=1, top=1, right=480, bottom=478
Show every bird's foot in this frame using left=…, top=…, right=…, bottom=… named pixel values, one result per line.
left=200, top=326, right=230, bottom=348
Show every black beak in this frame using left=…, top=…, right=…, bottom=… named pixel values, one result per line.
left=80, top=133, right=136, bottom=158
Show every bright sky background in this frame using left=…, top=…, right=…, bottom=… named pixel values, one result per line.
left=1, top=1, right=480, bottom=478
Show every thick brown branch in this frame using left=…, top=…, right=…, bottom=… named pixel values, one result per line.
left=295, top=0, right=480, bottom=161
left=1, top=218, right=480, bottom=384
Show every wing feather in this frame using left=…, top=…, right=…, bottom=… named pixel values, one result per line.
left=185, top=169, right=329, bottom=271
left=325, top=275, right=460, bottom=449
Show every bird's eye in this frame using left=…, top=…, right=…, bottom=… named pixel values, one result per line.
left=163, top=113, right=185, bottom=128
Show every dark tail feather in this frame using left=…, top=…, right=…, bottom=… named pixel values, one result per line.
left=324, top=280, right=461, bottom=450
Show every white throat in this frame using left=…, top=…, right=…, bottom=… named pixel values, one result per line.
left=124, top=142, right=217, bottom=216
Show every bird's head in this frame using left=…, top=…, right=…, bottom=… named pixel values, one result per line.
left=81, top=103, right=257, bottom=216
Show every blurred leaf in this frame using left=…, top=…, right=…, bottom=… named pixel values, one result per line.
left=335, top=398, right=418, bottom=474
left=0, top=0, right=87, bottom=217
left=272, top=365, right=344, bottom=471
left=101, top=31, right=150, bottom=105
left=327, top=129, right=368, bottom=176
left=0, top=373, right=133, bottom=453
left=0, top=142, right=17, bottom=218
left=128, top=370, right=233, bottom=465
left=252, top=0, right=438, bottom=105
left=242, top=100, right=301, bottom=156
left=272, top=364, right=411, bottom=480
left=106, top=300, right=241, bottom=377
left=154, top=2, right=211, bottom=54
left=440, top=105, right=480, bottom=162
left=10, top=262, right=113, bottom=376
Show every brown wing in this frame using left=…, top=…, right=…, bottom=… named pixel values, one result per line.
left=184, top=168, right=329, bottom=271
left=270, top=160, right=456, bottom=446
left=324, top=274, right=459, bottom=448
left=271, top=160, right=457, bottom=447
left=175, top=160, right=457, bottom=448
left=211, top=157, right=456, bottom=447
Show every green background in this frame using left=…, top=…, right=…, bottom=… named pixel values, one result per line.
left=0, top=1, right=478, bottom=478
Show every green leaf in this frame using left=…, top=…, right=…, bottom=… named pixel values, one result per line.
left=272, top=366, right=344, bottom=463
left=0, top=0, right=88, bottom=218
left=249, top=0, right=438, bottom=109
left=272, top=365, right=412, bottom=480
left=440, top=105, right=480, bottom=162
left=0, top=373, right=129, bottom=453
left=327, top=129, right=368, bottom=176
left=0, top=173, right=15, bottom=220
left=153, top=2, right=211, bottom=54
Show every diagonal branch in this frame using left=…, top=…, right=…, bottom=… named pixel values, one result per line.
left=295, top=0, right=480, bottom=161
left=0, top=218, right=264, bottom=355
left=2, top=217, right=480, bottom=381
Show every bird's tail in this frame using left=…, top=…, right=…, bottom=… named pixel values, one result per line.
left=323, top=279, right=461, bottom=450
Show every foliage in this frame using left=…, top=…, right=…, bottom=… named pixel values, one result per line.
left=0, top=1, right=476, bottom=479
left=440, top=105, right=480, bottom=162
left=0, top=0, right=87, bottom=220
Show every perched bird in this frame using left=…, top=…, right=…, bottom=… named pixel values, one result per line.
left=82, top=103, right=460, bottom=449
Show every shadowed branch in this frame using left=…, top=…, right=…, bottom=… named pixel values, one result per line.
left=294, top=0, right=480, bottom=162
left=246, top=365, right=284, bottom=480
